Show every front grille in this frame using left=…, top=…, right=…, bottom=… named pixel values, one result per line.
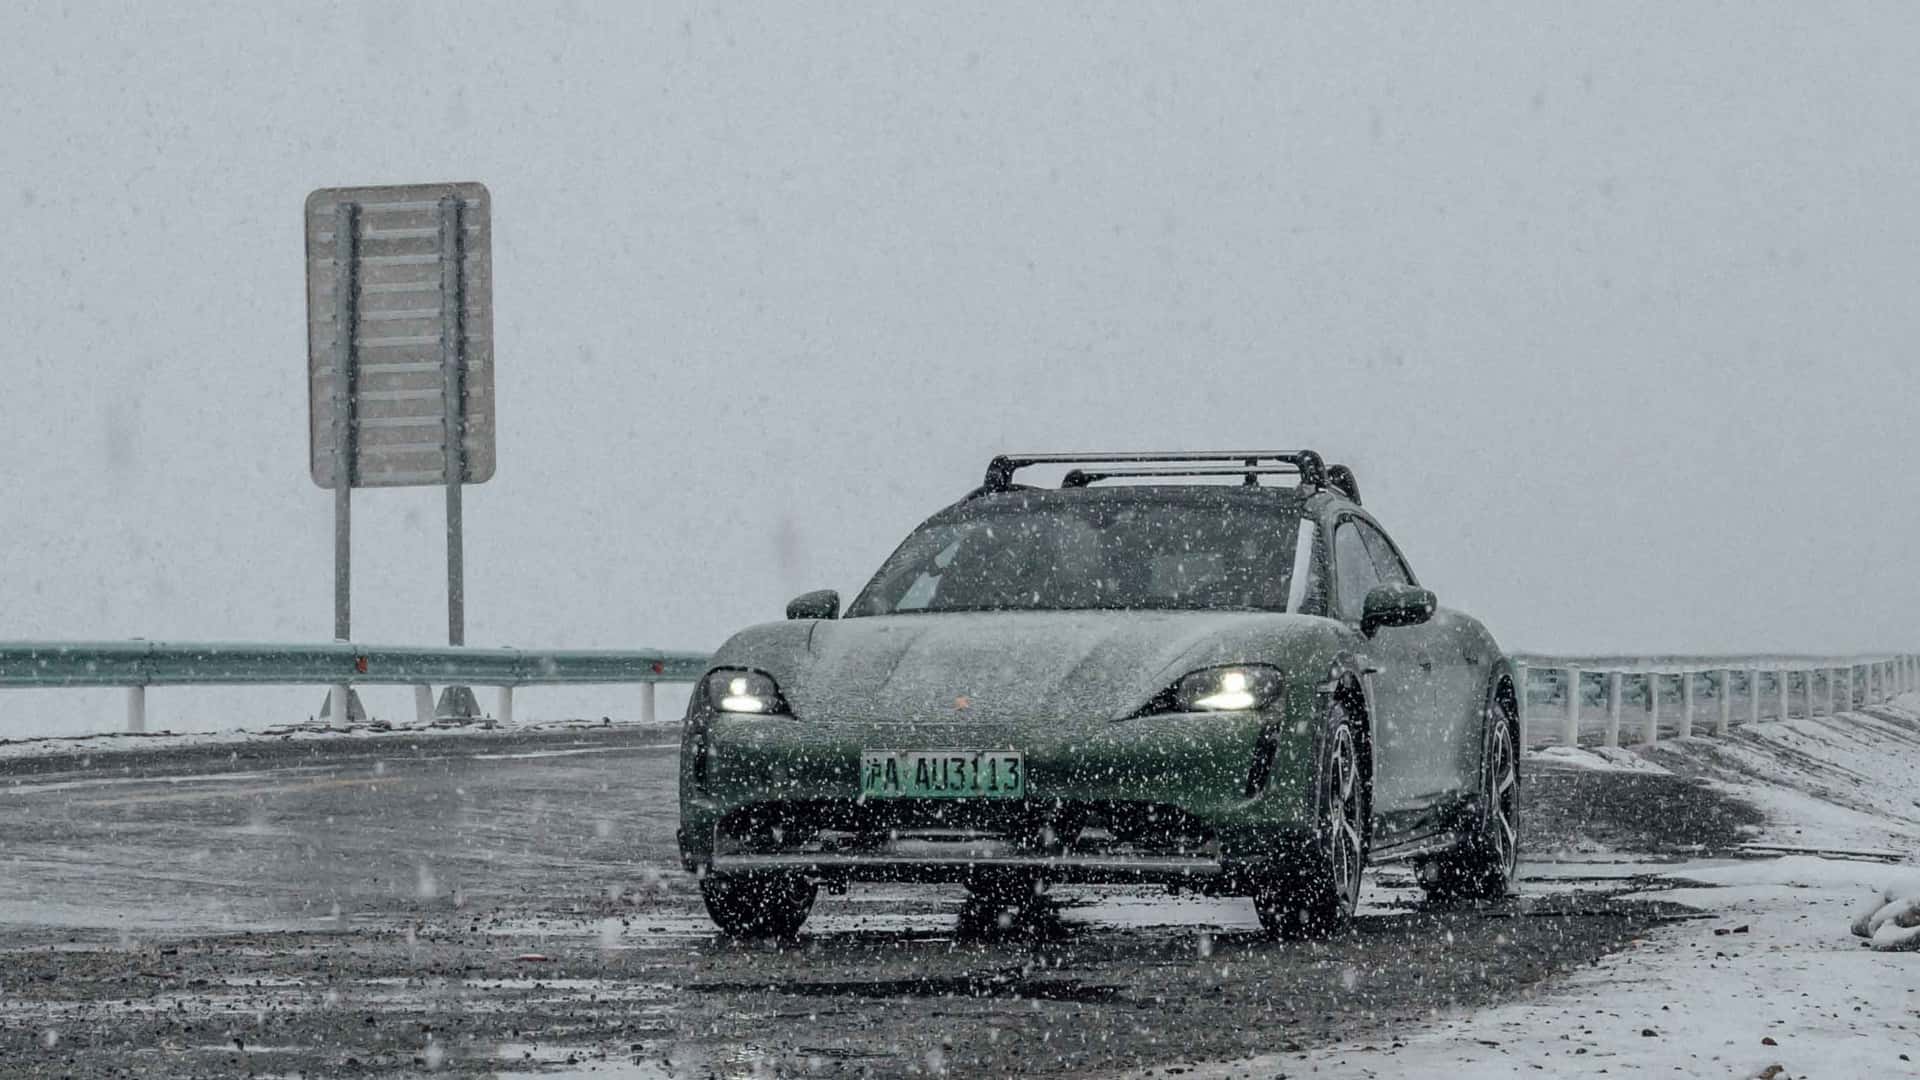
left=716, top=799, right=1215, bottom=859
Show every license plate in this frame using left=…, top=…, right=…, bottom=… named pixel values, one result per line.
left=860, top=750, right=1025, bottom=799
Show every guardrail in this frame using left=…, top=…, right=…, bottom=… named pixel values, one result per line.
left=1508, top=653, right=1920, bottom=749
left=5, top=639, right=1916, bottom=745
left=0, top=640, right=712, bottom=733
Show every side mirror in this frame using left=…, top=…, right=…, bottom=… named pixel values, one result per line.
left=785, top=589, right=841, bottom=621
left=1361, top=583, right=1436, bottom=638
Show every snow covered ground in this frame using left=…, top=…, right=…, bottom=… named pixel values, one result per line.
left=0, top=712, right=677, bottom=763
left=1150, top=695, right=1920, bottom=1080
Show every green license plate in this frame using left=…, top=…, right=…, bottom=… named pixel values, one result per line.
left=860, top=750, right=1025, bottom=799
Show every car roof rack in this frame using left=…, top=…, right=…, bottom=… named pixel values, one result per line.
left=982, top=451, right=1331, bottom=494
left=1326, top=464, right=1361, bottom=504
left=1060, top=466, right=1304, bottom=488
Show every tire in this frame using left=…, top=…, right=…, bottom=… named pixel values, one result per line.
left=1255, top=698, right=1367, bottom=939
left=699, top=872, right=817, bottom=938
left=1420, top=680, right=1520, bottom=904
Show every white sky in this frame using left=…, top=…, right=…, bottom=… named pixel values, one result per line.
left=4, top=3, right=1919, bottom=732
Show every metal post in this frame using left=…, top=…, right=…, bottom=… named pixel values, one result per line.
left=1513, top=661, right=1530, bottom=748
left=414, top=685, right=434, bottom=726
left=1748, top=668, right=1760, bottom=726
left=498, top=686, right=514, bottom=726
left=426, top=195, right=480, bottom=724
left=1679, top=671, right=1695, bottom=739
left=126, top=685, right=146, bottom=734
left=331, top=202, right=359, bottom=644
left=439, top=195, right=467, bottom=649
left=1644, top=672, right=1660, bottom=745
left=1605, top=671, right=1623, bottom=747
left=1562, top=666, right=1581, bottom=746
left=1716, top=668, right=1732, bottom=735
left=329, top=684, right=353, bottom=730
left=640, top=682, right=657, bottom=726
left=1779, top=668, right=1791, bottom=719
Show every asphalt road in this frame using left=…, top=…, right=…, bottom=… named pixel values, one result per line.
left=0, top=726, right=1749, bottom=1078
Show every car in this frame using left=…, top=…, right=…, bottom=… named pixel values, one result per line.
left=677, top=450, right=1519, bottom=938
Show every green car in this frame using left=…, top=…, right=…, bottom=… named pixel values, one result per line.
left=678, top=451, right=1519, bottom=938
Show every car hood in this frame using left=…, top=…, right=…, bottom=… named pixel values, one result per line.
left=710, top=610, right=1338, bottom=726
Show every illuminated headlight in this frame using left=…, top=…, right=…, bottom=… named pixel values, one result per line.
left=1172, top=665, right=1284, bottom=713
left=706, top=669, right=790, bottom=715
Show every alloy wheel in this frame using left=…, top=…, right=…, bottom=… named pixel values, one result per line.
left=1327, top=723, right=1365, bottom=909
left=1486, top=704, right=1518, bottom=881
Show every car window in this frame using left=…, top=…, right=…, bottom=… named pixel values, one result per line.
left=1332, top=520, right=1379, bottom=623
left=1357, top=522, right=1412, bottom=586
left=849, top=501, right=1306, bottom=615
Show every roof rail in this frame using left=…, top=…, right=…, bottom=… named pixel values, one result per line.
left=983, top=451, right=1327, bottom=493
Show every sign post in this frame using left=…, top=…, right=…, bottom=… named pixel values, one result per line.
left=306, top=182, right=495, bottom=724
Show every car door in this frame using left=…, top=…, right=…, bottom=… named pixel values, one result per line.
left=1329, top=517, right=1435, bottom=838
left=1360, top=522, right=1483, bottom=809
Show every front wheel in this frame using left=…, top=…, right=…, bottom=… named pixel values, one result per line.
left=1420, top=681, right=1520, bottom=904
left=1255, top=700, right=1367, bottom=939
left=699, top=871, right=817, bottom=938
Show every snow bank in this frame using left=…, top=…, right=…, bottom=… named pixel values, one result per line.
left=1530, top=744, right=1672, bottom=774
left=1852, top=877, right=1920, bottom=952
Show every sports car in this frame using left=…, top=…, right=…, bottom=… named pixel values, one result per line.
left=677, top=451, right=1518, bottom=938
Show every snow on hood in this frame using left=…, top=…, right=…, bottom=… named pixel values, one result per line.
left=711, top=610, right=1334, bottom=725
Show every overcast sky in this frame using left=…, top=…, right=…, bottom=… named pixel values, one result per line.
left=4, top=2, right=1918, bottom=734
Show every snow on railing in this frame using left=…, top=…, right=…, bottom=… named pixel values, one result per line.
left=1506, top=653, right=1920, bottom=749
left=0, top=639, right=710, bottom=734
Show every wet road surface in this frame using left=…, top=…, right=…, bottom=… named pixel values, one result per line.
left=0, top=727, right=1744, bottom=1077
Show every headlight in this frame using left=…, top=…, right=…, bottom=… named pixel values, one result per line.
left=705, top=669, right=790, bottom=715
left=1169, top=665, right=1284, bottom=713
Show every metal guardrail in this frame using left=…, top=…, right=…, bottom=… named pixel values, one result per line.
left=1508, top=652, right=1920, bottom=749
left=4, top=640, right=1916, bottom=744
left=0, top=640, right=712, bottom=733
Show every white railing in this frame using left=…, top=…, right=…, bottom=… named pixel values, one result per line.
left=1508, top=653, right=1920, bottom=749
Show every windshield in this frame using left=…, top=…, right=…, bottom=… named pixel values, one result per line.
left=848, top=500, right=1315, bottom=616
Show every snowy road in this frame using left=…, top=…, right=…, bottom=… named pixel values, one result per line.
left=0, top=722, right=1836, bottom=1077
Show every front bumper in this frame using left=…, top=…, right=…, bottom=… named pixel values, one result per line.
left=677, top=701, right=1323, bottom=883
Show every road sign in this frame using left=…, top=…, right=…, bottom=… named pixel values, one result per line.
left=304, top=182, right=495, bottom=720
left=305, top=182, right=494, bottom=489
